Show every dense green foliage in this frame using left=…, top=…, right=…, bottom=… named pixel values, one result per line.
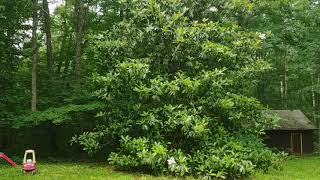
left=1, top=0, right=320, bottom=179
left=72, top=0, right=283, bottom=178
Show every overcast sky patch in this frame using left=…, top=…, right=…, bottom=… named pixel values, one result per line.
left=48, top=0, right=64, bottom=14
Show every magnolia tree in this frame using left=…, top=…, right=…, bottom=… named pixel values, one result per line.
left=73, top=0, right=285, bottom=178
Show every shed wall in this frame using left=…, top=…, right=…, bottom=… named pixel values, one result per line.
left=264, top=130, right=314, bottom=154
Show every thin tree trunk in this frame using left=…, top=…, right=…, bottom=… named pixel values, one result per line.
left=312, top=77, right=316, bottom=122
left=316, top=49, right=320, bottom=144
left=63, top=35, right=73, bottom=80
left=56, top=36, right=66, bottom=77
left=56, top=0, right=68, bottom=77
left=312, top=76, right=320, bottom=145
left=284, top=53, right=288, bottom=109
left=32, top=0, right=39, bottom=112
left=74, top=0, right=85, bottom=83
left=43, top=0, right=54, bottom=79
left=280, top=80, right=284, bottom=108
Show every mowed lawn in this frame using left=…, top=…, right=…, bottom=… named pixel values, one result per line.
left=255, top=156, right=320, bottom=180
left=0, top=156, right=319, bottom=180
left=0, top=162, right=186, bottom=180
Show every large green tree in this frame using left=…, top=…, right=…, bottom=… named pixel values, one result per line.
left=73, top=0, right=283, bottom=178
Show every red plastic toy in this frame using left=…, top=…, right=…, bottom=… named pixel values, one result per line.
left=0, top=152, right=17, bottom=167
left=22, top=150, right=36, bottom=175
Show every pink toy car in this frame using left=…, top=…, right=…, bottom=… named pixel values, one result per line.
left=22, top=150, right=36, bottom=175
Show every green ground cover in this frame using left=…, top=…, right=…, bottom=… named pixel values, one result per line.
left=0, top=162, right=186, bottom=180
left=255, top=156, right=320, bottom=180
left=0, top=156, right=319, bottom=180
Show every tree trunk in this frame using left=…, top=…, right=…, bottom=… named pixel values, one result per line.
left=74, top=0, right=85, bottom=83
left=316, top=49, right=320, bottom=144
left=312, top=75, right=320, bottom=145
left=56, top=0, right=68, bottom=77
left=32, top=0, right=39, bottom=112
left=280, top=80, right=284, bottom=108
left=284, top=52, right=288, bottom=109
left=56, top=36, right=66, bottom=77
left=63, top=35, right=73, bottom=80
left=43, top=0, right=54, bottom=79
left=312, top=77, right=316, bottom=122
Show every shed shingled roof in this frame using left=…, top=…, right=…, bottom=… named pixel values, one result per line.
left=269, top=110, right=317, bottom=130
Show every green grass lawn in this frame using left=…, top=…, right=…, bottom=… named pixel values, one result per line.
left=0, top=162, right=185, bottom=180
left=254, top=156, right=320, bottom=180
left=0, top=156, right=319, bottom=180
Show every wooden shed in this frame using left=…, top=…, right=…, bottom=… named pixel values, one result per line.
left=264, top=110, right=317, bottom=155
